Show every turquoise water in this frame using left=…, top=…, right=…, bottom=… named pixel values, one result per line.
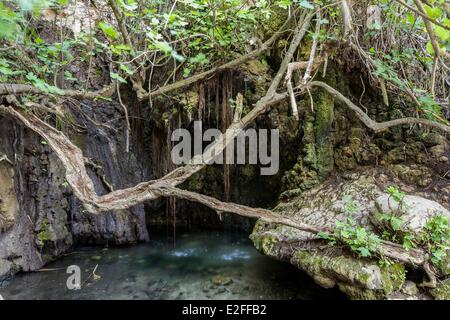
left=0, top=230, right=344, bottom=300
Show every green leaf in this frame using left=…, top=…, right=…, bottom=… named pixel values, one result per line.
left=25, top=72, right=64, bottom=95
left=98, top=22, right=119, bottom=40
left=298, top=0, right=314, bottom=9
left=171, top=51, right=185, bottom=62
left=154, top=41, right=173, bottom=53
left=434, top=25, right=450, bottom=42
left=423, top=4, right=443, bottom=20
left=110, top=72, right=127, bottom=83
left=390, top=217, right=404, bottom=231
left=357, top=247, right=371, bottom=257
left=275, top=0, right=292, bottom=9
left=190, top=53, right=209, bottom=65
left=119, top=63, right=134, bottom=75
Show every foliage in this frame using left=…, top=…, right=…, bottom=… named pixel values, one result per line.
left=319, top=196, right=381, bottom=258
left=0, top=0, right=448, bottom=121
left=321, top=187, right=449, bottom=269
left=422, top=214, right=450, bottom=266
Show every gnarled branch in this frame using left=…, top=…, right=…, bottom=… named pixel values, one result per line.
left=308, top=81, right=450, bottom=133
left=0, top=83, right=116, bottom=99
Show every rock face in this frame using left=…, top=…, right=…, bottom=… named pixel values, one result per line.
left=250, top=170, right=449, bottom=300
left=0, top=161, right=18, bottom=231
left=0, top=102, right=149, bottom=284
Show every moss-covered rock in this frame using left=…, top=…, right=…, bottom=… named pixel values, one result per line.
left=430, top=279, right=450, bottom=300
left=388, top=164, right=433, bottom=187
left=0, top=160, right=18, bottom=231
left=291, top=250, right=405, bottom=299
left=282, top=70, right=337, bottom=191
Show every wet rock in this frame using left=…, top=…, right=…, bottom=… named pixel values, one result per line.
left=292, top=250, right=405, bottom=299
left=386, top=292, right=419, bottom=300
left=312, top=275, right=336, bottom=289
left=216, top=287, right=227, bottom=294
left=0, top=100, right=149, bottom=282
left=211, top=275, right=233, bottom=286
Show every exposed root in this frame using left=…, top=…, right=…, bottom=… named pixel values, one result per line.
left=308, top=81, right=450, bottom=133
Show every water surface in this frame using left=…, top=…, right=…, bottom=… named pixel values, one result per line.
left=0, top=230, right=344, bottom=300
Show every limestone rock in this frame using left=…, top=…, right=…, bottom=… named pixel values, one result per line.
left=0, top=160, right=18, bottom=231
left=372, top=194, right=450, bottom=234
left=251, top=170, right=449, bottom=300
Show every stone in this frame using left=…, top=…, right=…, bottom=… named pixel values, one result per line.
left=401, top=281, right=419, bottom=296
left=211, top=275, right=233, bottom=286
left=312, top=275, right=336, bottom=288
left=0, top=259, right=12, bottom=277
left=250, top=170, right=450, bottom=300
left=372, top=194, right=450, bottom=234
left=292, top=250, right=405, bottom=299
left=0, top=161, right=18, bottom=231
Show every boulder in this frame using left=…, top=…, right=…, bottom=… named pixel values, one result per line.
left=0, top=258, right=13, bottom=286
left=371, top=194, right=450, bottom=234
left=251, top=170, right=450, bottom=299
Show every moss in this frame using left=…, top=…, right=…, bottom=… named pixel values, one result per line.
left=260, top=234, right=278, bottom=255
left=281, top=70, right=337, bottom=192
left=430, top=280, right=450, bottom=300
left=179, top=90, right=199, bottom=113
left=70, top=133, right=87, bottom=150
left=0, top=163, right=17, bottom=231
left=434, top=251, right=450, bottom=276
left=380, top=262, right=406, bottom=294
left=245, top=60, right=268, bottom=76
left=188, top=176, right=203, bottom=191
left=37, top=218, right=53, bottom=242
left=250, top=222, right=278, bottom=256
left=389, top=164, right=433, bottom=187
left=241, top=165, right=255, bottom=177
left=293, top=250, right=405, bottom=299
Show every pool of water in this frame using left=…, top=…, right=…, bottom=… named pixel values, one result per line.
left=0, top=229, right=344, bottom=300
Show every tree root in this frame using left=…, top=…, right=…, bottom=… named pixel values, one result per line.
left=307, top=81, right=450, bottom=133
left=0, top=83, right=116, bottom=99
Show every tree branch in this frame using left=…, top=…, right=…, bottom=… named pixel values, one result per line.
left=393, top=0, right=450, bottom=31
left=308, top=81, right=450, bottom=133
left=0, top=83, right=116, bottom=99
left=153, top=184, right=426, bottom=267
left=0, top=13, right=314, bottom=214
left=341, top=0, right=353, bottom=36
left=141, top=15, right=298, bottom=100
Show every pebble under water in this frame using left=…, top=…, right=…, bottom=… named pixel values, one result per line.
left=0, top=229, right=345, bottom=300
